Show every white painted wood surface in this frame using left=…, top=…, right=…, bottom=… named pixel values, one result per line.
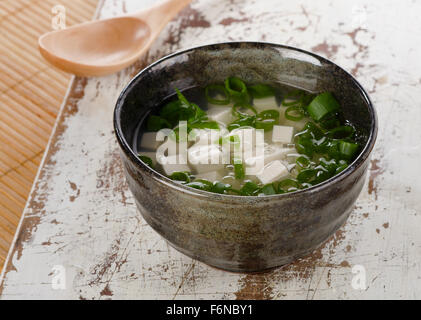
left=1, top=0, right=421, bottom=299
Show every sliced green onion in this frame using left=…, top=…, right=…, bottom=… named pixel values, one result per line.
left=295, top=137, right=315, bottom=157
left=285, top=106, right=304, bottom=121
left=335, top=160, right=349, bottom=174
left=211, top=181, right=232, bottom=194
left=307, top=92, right=340, bottom=121
left=296, top=122, right=324, bottom=140
left=240, top=181, right=260, bottom=196
left=339, top=141, right=359, bottom=160
left=232, top=134, right=243, bottom=179
left=278, top=179, right=300, bottom=193
left=319, top=116, right=341, bottom=130
left=296, top=156, right=311, bottom=169
left=227, top=116, right=256, bottom=131
left=159, top=100, right=182, bottom=126
left=248, top=84, right=275, bottom=98
left=185, top=179, right=213, bottom=191
left=189, top=120, right=220, bottom=130
left=234, top=163, right=245, bottom=179
left=327, top=125, right=355, bottom=139
left=312, top=136, right=329, bottom=153
left=254, top=109, right=280, bottom=131
left=225, top=77, right=250, bottom=104
left=300, top=183, right=313, bottom=189
left=297, top=169, right=317, bottom=183
left=159, top=88, right=207, bottom=126
left=175, top=88, right=207, bottom=122
left=260, top=183, right=277, bottom=195
left=313, top=168, right=334, bottom=184
left=190, top=102, right=207, bottom=121
left=300, top=94, right=316, bottom=107
left=139, top=155, right=153, bottom=168
left=175, top=87, right=189, bottom=104
left=232, top=103, right=257, bottom=117
left=220, top=134, right=241, bottom=147
left=255, top=118, right=276, bottom=131
left=258, top=109, right=280, bottom=119
left=205, top=84, right=230, bottom=105
left=319, top=158, right=338, bottom=174
left=282, top=90, right=303, bottom=106
left=327, top=140, right=341, bottom=160
left=169, top=171, right=191, bottom=183
left=229, top=188, right=242, bottom=195
left=146, top=115, right=171, bottom=131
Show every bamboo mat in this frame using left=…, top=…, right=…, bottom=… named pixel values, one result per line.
left=0, top=0, right=99, bottom=271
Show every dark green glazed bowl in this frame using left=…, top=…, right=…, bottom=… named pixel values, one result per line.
left=114, top=42, right=377, bottom=272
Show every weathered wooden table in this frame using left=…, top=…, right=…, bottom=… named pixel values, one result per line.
left=1, top=0, right=420, bottom=299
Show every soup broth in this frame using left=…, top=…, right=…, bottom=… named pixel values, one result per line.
left=134, top=78, right=361, bottom=196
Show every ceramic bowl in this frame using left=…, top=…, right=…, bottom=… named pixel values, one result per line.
left=114, top=42, right=377, bottom=272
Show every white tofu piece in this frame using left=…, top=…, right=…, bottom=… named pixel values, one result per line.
left=272, top=125, right=294, bottom=144
left=140, top=132, right=160, bottom=150
left=244, top=145, right=295, bottom=175
left=253, top=96, right=278, bottom=111
left=256, top=160, right=289, bottom=184
left=188, top=144, right=227, bottom=174
left=159, top=154, right=191, bottom=175
left=138, top=151, right=158, bottom=166
left=246, top=145, right=294, bottom=164
left=194, top=170, right=222, bottom=182
left=189, top=128, right=228, bottom=147
left=207, top=107, right=233, bottom=124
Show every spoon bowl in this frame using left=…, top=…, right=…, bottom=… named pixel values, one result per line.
left=39, top=17, right=151, bottom=76
left=38, top=0, right=192, bottom=77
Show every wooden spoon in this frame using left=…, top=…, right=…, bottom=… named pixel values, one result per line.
left=39, top=0, right=192, bottom=77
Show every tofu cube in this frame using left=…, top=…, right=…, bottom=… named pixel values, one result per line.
left=272, top=125, right=294, bottom=144
left=207, top=107, right=233, bottom=124
left=253, top=96, right=278, bottom=112
left=256, top=160, right=289, bottom=184
left=189, top=128, right=228, bottom=147
left=140, top=132, right=160, bottom=150
left=159, top=154, right=191, bottom=175
left=188, top=144, right=227, bottom=174
left=244, top=145, right=295, bottom=175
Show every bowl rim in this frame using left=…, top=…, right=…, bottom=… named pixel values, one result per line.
left=114, top=41, right=378, bottom=202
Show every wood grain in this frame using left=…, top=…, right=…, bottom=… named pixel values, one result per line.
left=1, top=0, right=421, bottom=299
left=0, top=0, right=98, bottom=273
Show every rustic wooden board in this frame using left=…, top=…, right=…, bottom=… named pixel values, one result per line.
left=0, top=0, right=99, bottom=271
left=1, top=0, right=420, bottom=299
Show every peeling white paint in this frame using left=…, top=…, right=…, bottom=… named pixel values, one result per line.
left=1, top=0, right=421, bottom=299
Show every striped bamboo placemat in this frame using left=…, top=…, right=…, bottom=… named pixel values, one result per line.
left=0, top=0, right=99, bottom=271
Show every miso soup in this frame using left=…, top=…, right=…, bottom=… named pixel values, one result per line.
left=134, top=77, right=362, bottom=196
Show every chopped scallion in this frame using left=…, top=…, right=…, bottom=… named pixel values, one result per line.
left=307, top=92, right=340, bottom=121
left=205, top=84, right=230, bottom=105
left=139, top=155, right=153, bottom=168
left=285, top=106, right=304, bottom=121
left=248, top=84, right=275, bottom=98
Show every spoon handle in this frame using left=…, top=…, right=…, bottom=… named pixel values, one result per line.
left=132, top=0, right=192, bottom=33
